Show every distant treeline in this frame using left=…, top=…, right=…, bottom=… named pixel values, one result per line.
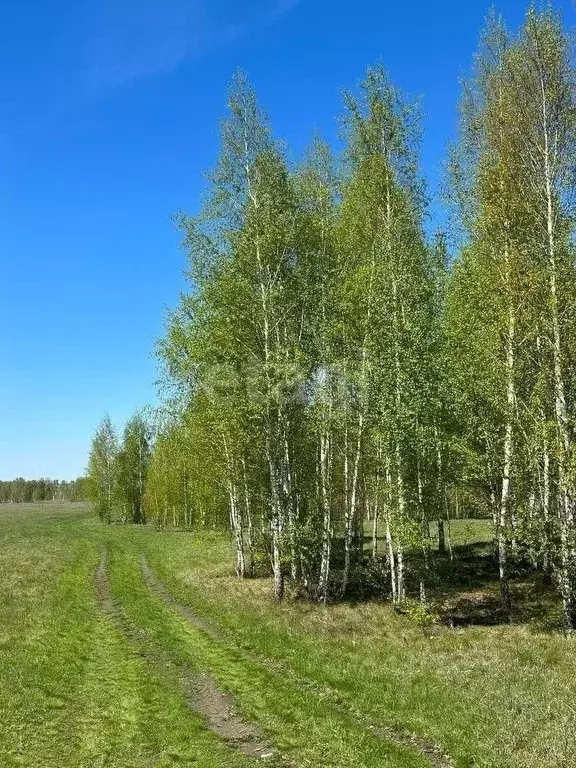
left=0, top=477, right=90, bottom=504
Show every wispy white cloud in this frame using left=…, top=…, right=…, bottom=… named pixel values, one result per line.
left=272, top=0, right=303, bottom=16
left=84, top=0, right=202, bottom=92
left=0, top=0, right=304, bottom=148
left=83, top=0, right=303, bottom=93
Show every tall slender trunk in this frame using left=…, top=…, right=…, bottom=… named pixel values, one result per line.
left=510, top=509, right=518, bottom=559
left=383, top=463, right=398, bottom=602
left=541, top=429, right=550, bottom=572
left=435, top=426, right=447, bottom=556
left=342, top=413, right=363, bottom=596
left=544, top=130, right=574, bottom=626
left=550, top=284, right=575, bottom=593
left=318, top=423, right=332, bottom=602
left=372, top=499, right=379, bottom=560
left=416, top=452, right=429, bottom=570
left=438, top=519, right=446, bottom=555
left=446, top=495, right=454, bottom=563
left=396, top=544, right=405, bottom=603
left=223, top=437, right=245, bottom=579
left=282, top=426, right=298, bottom=582
left=266, top=426, right=285, bottom=601
left=316, top=205, right=333, bottom=602
left=532, top=63, right=575, bottom=625
left=527, top=489, right=537, bottom=567
left=241, top=458, right=254, bottom=578
left=230, top=484, right=245, bottom=577
left=270, top=489, right=284, bottom=601
left=391, top=271, right=407, bottom=591
left=499, top=444, right=512, bottom=613
left=498, top=240, right=515, bottom=614
left=182, top=469, right=188, bottom=528
left=386, top=519, right=397, bottom=603
left=341, top=227, right=375, bottom=597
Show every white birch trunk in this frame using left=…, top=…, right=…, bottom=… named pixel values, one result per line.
left=241, top=458, right=254, bottom=578
left=542, top=434, right=550, bottom=572
left=498, top=238, right=515, bottom=613
left=385, top=519, right=397, bottom=603
left=538, top=62, right=575, bottom=627
left=223, top=437, right=245, bottom=579
left=342, top=413, right=363, bottom=596
left=396, top=544, right=405, bottom=603
left=318, top=426, right=332, bottom=602
left=372, top=500, right=379, bottom=560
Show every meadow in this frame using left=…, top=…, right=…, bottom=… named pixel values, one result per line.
left=1, top=502, right=575, bottom=768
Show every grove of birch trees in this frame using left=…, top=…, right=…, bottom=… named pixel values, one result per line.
left=89, top=7, right=576, bottom=628
left=88, top=412, right=151, bottom=525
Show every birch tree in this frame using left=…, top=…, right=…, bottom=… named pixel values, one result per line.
left=507, top=9, right=576, bottom=627
left=87, top=415, right=118, bottom=523
left=337, top=66, right=437, bottom=599
left=448, top=13, right=535, bottom=612
left=296, top=136, right=340, bottom=600
left=116, top=412, right=151, bottom=524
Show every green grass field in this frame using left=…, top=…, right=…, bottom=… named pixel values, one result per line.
left=1, top=503, right=575, bottom=767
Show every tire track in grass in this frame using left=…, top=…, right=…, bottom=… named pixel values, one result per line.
left=95, top=551, right=281, bottom=763
left=140, top=554, right=453, bottom=768
left=118, top=551, right=428, bottom=767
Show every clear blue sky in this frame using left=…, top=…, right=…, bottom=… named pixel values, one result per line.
left=1, top=0, right=573, bottom=480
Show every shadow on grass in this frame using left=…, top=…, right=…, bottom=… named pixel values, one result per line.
left=288, top=535, right=564, bottom=631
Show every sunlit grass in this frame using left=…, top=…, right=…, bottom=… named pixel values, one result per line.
left=0, top=505, right=257, bottom=768
left=1, top=504, right=575, bottom=767
left=139, top=524, right=576, bottom=768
